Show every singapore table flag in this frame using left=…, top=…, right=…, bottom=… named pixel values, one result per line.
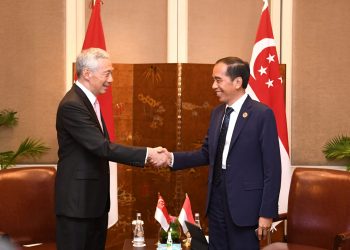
left=154, top=193, right=171, bottom=231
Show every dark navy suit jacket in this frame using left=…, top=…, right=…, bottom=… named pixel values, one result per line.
left=173, top=95, right=281, bottom=226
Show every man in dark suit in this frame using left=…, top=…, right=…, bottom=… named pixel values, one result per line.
left=55, top=48, right=167, bottom=250
left=167, top=57, right=281, bottom=249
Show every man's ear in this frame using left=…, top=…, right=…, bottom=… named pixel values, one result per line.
left=234, top=76, right=243, bottom=89
left=82, top=68, right=91, bottom=80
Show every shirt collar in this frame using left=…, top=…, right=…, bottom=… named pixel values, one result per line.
left=227, top=93, right=248, bottom=113
left=75, top=80, right=97, bottom=106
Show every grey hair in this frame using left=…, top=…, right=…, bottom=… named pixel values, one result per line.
left=76, top=48, right=110, bottom=78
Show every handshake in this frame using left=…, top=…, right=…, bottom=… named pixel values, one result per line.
left=146, top=147, right=172, bottom=168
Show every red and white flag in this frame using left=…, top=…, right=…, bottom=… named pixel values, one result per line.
left=247, top=0, right=291, bottom=213
left=154, top=193, right=171, bottom=231
left=82, top=0, right=118, bottom=227
left=178, top=194, right=195, bottom=233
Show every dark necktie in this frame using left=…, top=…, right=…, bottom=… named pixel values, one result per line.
left=213, top=107, right=233, bottom=185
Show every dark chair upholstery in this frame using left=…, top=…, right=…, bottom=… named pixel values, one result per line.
left=0, top=167, right=56, bottom=249
left=263, top=168, right=350, bottom=250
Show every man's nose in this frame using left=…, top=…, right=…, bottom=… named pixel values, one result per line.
left=212, top=81, right=217, bottom=89
left=108, top=74, right=113, bottom=83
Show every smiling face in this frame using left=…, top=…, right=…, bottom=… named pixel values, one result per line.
left=82, top=58, right=114, bottom=96
left=212, top=62, right=244, bottom=106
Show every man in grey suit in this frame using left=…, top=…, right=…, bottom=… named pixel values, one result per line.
left=55, top=48, right=166, bottom=250
left=166, top=57, right=281, bottom=250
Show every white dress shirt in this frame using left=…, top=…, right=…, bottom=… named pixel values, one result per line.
left=221, top=93, right=248, bottom=169
left=75, top=81, right=97, bottom=107
left=169, top=93, right=248, bottom=168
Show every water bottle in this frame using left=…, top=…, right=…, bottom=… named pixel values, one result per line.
left=195, top=213, right=201, bottom=229
left=166, top=229, right=173, bottom=249
left=132, top=212, right=145, bottom=247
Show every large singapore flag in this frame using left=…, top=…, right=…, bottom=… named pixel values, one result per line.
left=247, top=0, right=291, bottom=214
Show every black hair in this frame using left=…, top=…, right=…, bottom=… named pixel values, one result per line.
left=215, top=57, right=250, bottom=89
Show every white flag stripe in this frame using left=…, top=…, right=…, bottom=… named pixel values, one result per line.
left=155, top=207, right=170, bottom=231
left=278, top=140, right=292, bottom=213
left=108, top=161, right=118, bottom=227
left=178, top=208, right=189, bottom=233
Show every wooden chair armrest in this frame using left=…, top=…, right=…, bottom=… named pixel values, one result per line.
left=273, top=213, right=287, bottom=222
left=333, top=231, right=350, bottom=249
left=267, top=213, right=288, bottom=244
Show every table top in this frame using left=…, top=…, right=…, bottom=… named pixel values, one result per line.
left=123, top=239, right=190, bottom=250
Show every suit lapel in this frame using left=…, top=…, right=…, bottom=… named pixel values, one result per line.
left=228, top=95, right=253, bottom=152
left=100, top=115, right=110, bottom=140
left=73, top=84, right=105, bottom=135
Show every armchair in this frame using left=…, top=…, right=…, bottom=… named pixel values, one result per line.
left=263, top=167, right=350, bottom=250
left=0, top=167, right=56, bottom=249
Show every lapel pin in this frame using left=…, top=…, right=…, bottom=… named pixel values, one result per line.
left=242, top=112, right=248, bottom=118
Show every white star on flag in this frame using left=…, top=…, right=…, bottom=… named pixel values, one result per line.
left=265, top=79, right=274, bottom=88
left=266, top=53, right=275, bottom=63
left=258, top=66, right=268, bottom=76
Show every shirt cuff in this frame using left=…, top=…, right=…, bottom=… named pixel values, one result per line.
left=145, top=147, right=149, bottom=164
left=169, top=153, right=174, bottom=167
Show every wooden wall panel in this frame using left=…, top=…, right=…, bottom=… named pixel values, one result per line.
left=133, top=64, right=178, bottom=149
left=179, top=63, right=221, bottom=233
left=107, top=63, right=215, bottom=248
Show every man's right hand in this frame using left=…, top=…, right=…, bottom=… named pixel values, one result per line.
left=147, top=147, right=172, bottom=168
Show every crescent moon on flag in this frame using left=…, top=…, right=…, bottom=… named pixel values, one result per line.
left=249, top=38, right=276, bottom=79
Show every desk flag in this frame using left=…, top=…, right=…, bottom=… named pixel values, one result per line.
left=247, top=0, right=291, bottom=214
left=82, top=0, right=118, bottom=228
left=178, top=194, right=195, bottom=233
left=154, top=193, right=171, bottom=232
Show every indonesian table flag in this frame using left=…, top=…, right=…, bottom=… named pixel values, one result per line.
left=178, top=193, right=195, bottom=233
left=82, top=0, right=118, bottom=227
left=247, top=0, right=291, bottom=214
left=154, top=193, right=171, bottom=231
